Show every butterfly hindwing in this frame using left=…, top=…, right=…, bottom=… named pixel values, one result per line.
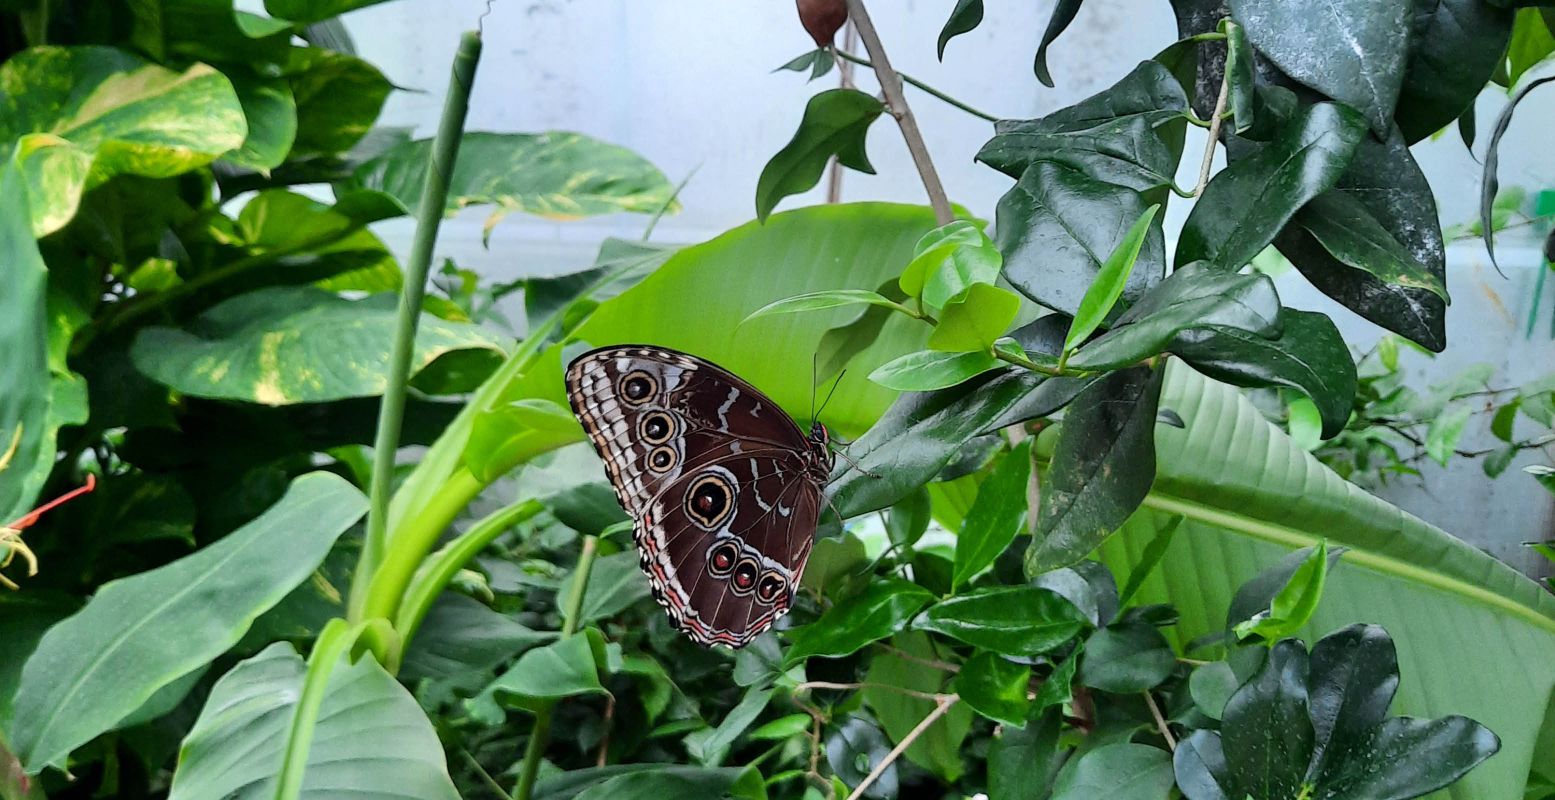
left=565, top=345, right=829, bottom=648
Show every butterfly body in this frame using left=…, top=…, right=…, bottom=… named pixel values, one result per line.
left=565, top=345, right=832, bottom=648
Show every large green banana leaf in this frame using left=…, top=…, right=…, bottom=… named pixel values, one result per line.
left=1098, top=364, right=1555, bottom=800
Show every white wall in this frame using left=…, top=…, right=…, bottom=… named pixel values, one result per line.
left=339, top=0, right=1555, bottom=570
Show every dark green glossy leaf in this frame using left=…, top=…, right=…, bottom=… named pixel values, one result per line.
left=1189, top=662, right=1239, bottom=721
left=1068, top=263, right=1281, bottom=371
left=1033, top=0, right=1086, bottom=87
left=997, top=162, right=1165, bottom=316
left=1171, top=309, right=1356, bottom=438
left=1027, top=367, right=1163, bottom=574
left=953, top=652, right=1031, bottom=726
left=1223, top=20, right=1256, bottom=133
left=979, top=63, right=1185, bottom=191
left=1280, top=127, right=1448, bottom=351
left=285, top=48, right=392, bottom=157
left=1080, top=622, right=1176, bottom=693
left=223, top=69, right=295, bottom=171
left=1221, top=639, right=1313, bottom=798
left=869, top=349, right=1001, bottom=391
left=1174, top=730, right=1234, bottom=800
left=938, top=0, right=985, bottom=59
left=915, top=586, right=1086, bottom=656
left=1031, top=561, right=1119, bottom=628
left=1229, top=0, right=1411, bottom=134
left=400, top=594, right=555, bottom=682
left=1313, top=716, right=1500, bottom=798
left=982, top=374, right=1097, bottom=432
left=1396, top=0, right=1514, bottom=142
left=756, top=89, right=884, bottom=221
left=862, top=632, right=973, bottom=781
left=1296, top=192, right=1448, bottom=300
left=887, top=488, right=931, bottom=548
left=1224, top=545, right=1347, bottom=634
left=952, top=440, right=1033, bottom=590
left=1050, top=742, right=1175, bottom=800
left=686, top=686, right=772, bottom=766
left=989, top=709, right=1063, bottom=800
left=929, top=283, right=1022, bottom=353
left=1480, top=70, right=1555, bottom=272
left=1066, top=204, right=1160, bottom=352
left=785, top=578, right=935, bottom=663
left=1178, top=102, right=1367, bottom=270
left=826, top=717, right=897, bottom=798
left=1305, top=623, right=1399, bottom=779
left=1032, top=646, right=1081, bottom=713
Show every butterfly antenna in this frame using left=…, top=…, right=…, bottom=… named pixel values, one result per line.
left=815, top=369, right=846, bottom=422
left=809, top=352, right=820, bottom=427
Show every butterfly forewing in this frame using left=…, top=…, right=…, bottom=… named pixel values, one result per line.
left=565, top=345, right=827, bottom=648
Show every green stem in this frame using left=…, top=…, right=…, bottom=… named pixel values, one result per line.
left=992, top=345, right=1065, bottom=377
left=273, top=618, right=364, bottom=800
left=352, top=30, right=484, bottom=624
left=361, top=467, right=485, bottom=624
left=390, top=498, right=545, bottom=669
left=514, top=535, right=599, bottom=800
left=833, top=49, right=1000, bottom=123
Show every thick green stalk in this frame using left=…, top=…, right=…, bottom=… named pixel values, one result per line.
left=362, top=467, right=485, bottom=623
left=514, top=535, right=599, bottom=800
left=351, top=30, right=483, bottom=623
left=389, top=498, right=545, bottom=669
left=273, top=618, right=360, bottom=800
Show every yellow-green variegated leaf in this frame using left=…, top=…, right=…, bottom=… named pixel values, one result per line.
left=233, top=190, right=401, bottom=292
left=0, top=46, right=246, bottom=236
left=129, top=287, right=509, bottom=405
left=1097, top=364, right=1555, bottom=800
left=347, top=132, right=679, bottom=237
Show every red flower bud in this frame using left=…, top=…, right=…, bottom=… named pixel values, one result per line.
left=796, top=0, right=848, bottom=47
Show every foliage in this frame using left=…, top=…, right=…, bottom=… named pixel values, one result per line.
left=0, top=2, right=1552, bottom=800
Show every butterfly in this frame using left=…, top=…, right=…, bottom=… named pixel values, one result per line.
left=565, top=345, right=834, bottom=648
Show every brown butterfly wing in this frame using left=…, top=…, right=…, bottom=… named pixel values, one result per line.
left=565, top=345, right=824, bottom=648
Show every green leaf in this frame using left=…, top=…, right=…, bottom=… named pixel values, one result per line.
left=483, top=630, right=608, bottom=714
left=1050, top=742, right=1174, bottom=800
left=1033, top=0, right=1085, bottom=87
left=937, top=0, right=984, bottom=59
left=1170, top=309, right=1356, bottom=439
left=533, top=766, right=766, bottom=800
left=1177, top=103, right=1368, bottom=270
left=862, top=633, right=972, bottom=781
left=1223, top=639, right=1313, bottom=797
left=400, top=594, right=555, bottom=682
left=223, top=69, right=296, bottom=170
left=131, top=286, right=509, bottom=404
left=997, top=161, right=1165, bottom=317
left=952, top=440, right=1033, bottom=590
left=1117, top=516, right=1181, bottom=609
left=1508, top=8, right=1555, bottom=87
left=1065, top=204, right=1160, bottom=352
left=1229, top=0, right=1411, bottom=134
left=743, top=289, right=909, bottom=323
left=749, top=713, right=811, bottom=741
left=1068, top=262, right=1280, bottom=371
left=914, top=586, right=1086, bottom=656
left=1425, top=404, right=1474, bottom=466
left=284, top=48, right=393, bottom=157
left=886, top=488, right=931, bottom=549
left=1032, top=646, right=1081, bottom=713
left=1222, top=20, right=1256, bottom=133
left=1492, top=400, right=1520, bottom=442
left=1480, top=68, right=1555, bottom=273
left=900, top=220, right=1003, bottom=311
left=785, top=578, right=935, bottom=663
left=0, top=163, right=52, bottom=525
left=953, top=652, right=1030, bottom=726
left=0, top=46, right=246, bottom=236
left=1174, top=730, right=1234, bottom=800
left=349, top=131, right=678, bottom=233
left=466, top=398, right=585, bottom=482
left=687, top=686, right=772, bottom=766
left=167, top=642, right=459, bottom=800
left=978, top=62, right=1185, bottom=191
left=830, top=369, right=1046, bottom=517
left=263, top=0, right=395, bottom=23
left=1234, top=540, right=1331, bottom=642
left=776, top=49, right=835, bottom=82
left=1395, top=0, right=1514, bottom=142
left=929, top=283, right=1022, bottom=353
left=1080, top=622, right=1176, bottom=693
left=755, top=89, right=884, bottom=221
left=0, top=596, right=72, bottom=729
left=989, top=710, right=1063, bottom=800
left=556, top=550, right=651, bottom=626
left=1295, top=192, right=1449, bottom=300
left=1028, top=367, right=1163, bottom=574
left=232, top=189, right=402, bottom=292
left=1281, top=128, right=1448, bottom=352
left=9, top=473, right=367, bottom=772
left=1189, top=662, right=1239, bottom=721
left=868, top=350, right=1001, bottom=391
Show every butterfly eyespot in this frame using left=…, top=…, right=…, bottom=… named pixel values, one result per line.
left=638, top=411, right=676, bottom=444
left=729, top=557, right=760, bottom=595
left=706, top=539, right=740, bottom=578
left=755, top=572, right=786, bottom=605
left=619, top=370, right=657, bottom=405
left=647, top=446, right=677, bottom=472
left=684, top=471, right=735, bottom=529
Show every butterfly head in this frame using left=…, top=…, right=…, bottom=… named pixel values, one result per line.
left=805, top=421, right=835, bottom=481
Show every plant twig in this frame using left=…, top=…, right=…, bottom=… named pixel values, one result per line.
left=826, top=23, right=859, bottom=204
left=515, top=534, right=598, bottom=800
left=794, top=680, right=950, bottom=702
left=845, top=695, right=957, bottom=800
left=1143, top=691, right=1177, bottom=750
left=462, top=748, right=515, bottom=800
left=876, top=643, right=961, bottom=673
left=1192, top=63, right=1232, bottom=198
left=842, top=0, right=955, bottom=224
left=351, top=30, right=483, bottom=624
left=833, top=49, right=999, bottom=123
